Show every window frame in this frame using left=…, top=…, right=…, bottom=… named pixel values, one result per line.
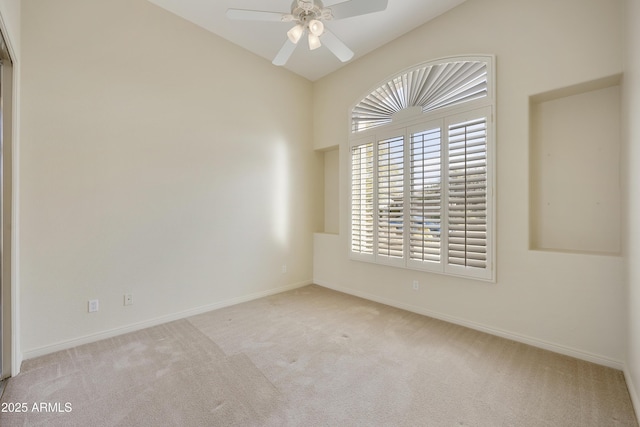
left=348, top=55, right=496, bottom=282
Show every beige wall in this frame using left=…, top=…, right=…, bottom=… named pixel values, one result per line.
left=19, top=0, right=319, bottom=356
left=624, top=0, right=640, bottom=414
left=314, top=0, right=626, bottom=366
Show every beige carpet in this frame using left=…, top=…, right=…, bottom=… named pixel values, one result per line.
left=0, top=285, right=637, bottom=426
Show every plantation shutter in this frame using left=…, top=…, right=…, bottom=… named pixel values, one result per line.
left=447, top=116, right=488, bottom=272
left=352, top=60, right=488, bottom=133
left=377, top=136, right=404, bottom=260
left=351, top=143, right=374, bottom=255
left=349, top=56, right=494, bottom=281
left=409, top=127, right=442, bottom=265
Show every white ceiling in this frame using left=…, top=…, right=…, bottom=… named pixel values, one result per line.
left=146, top=0, right=467, bottom=81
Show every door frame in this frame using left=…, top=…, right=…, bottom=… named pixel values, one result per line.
left=0, top=25, right=14, bottom=380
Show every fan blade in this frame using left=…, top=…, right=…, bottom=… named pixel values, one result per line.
left=226, top=9, right=286, bottom=22
left=328, top=0, right=388, bottom=20
left=272, top=39, right=297, bottom=66
left=321, top=29, right=354, bottom=62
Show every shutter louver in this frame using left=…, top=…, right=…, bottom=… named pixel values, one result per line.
left=377, top=136, right=404, bottom=259
left=447, top=118, right=488, bottom=269
left=410, top=128, right=442, bottom=263
left=351, top=143, right=374, bottom=254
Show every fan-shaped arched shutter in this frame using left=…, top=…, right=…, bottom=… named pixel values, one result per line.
left=351, top=58, right=490, bottom=133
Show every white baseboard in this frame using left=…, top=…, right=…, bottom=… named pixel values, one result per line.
left=314, top=280, right=624, bottom=370
left=624, top=366, right=640, bottom=424
left=22, top=280, right=311, bottom=361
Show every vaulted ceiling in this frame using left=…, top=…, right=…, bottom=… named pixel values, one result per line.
left=146, top=0, right=467, bottom=81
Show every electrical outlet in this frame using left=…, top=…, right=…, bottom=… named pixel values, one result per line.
left=88, top=299, right=99, bottom=313
left=124, top=294, right=133, bottom=306
left=282, top=264, right=287, bottom=274
left=412, top=280, right=419, bottom=291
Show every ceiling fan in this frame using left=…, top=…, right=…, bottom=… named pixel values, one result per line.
left=226, top=0, right=389, bottom=66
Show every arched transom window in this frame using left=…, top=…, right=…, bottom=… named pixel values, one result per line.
left=352, top=58, right=490, bottom=133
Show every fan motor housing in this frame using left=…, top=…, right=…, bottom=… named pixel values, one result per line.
left=291, top=0, right=326, bottom=21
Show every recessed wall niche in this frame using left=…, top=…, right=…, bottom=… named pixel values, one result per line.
left=322, top=146, right=339, bottom=235
left=529, top=75, right=622, bottom=255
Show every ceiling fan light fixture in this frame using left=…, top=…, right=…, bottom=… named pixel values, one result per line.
left=227, top=0, right=389, bottom=67
left=308, top=19, right=324, bottom=37
left=287, top=24, right=305, bottom=44
left=308, top=33, right=322, bottom=50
